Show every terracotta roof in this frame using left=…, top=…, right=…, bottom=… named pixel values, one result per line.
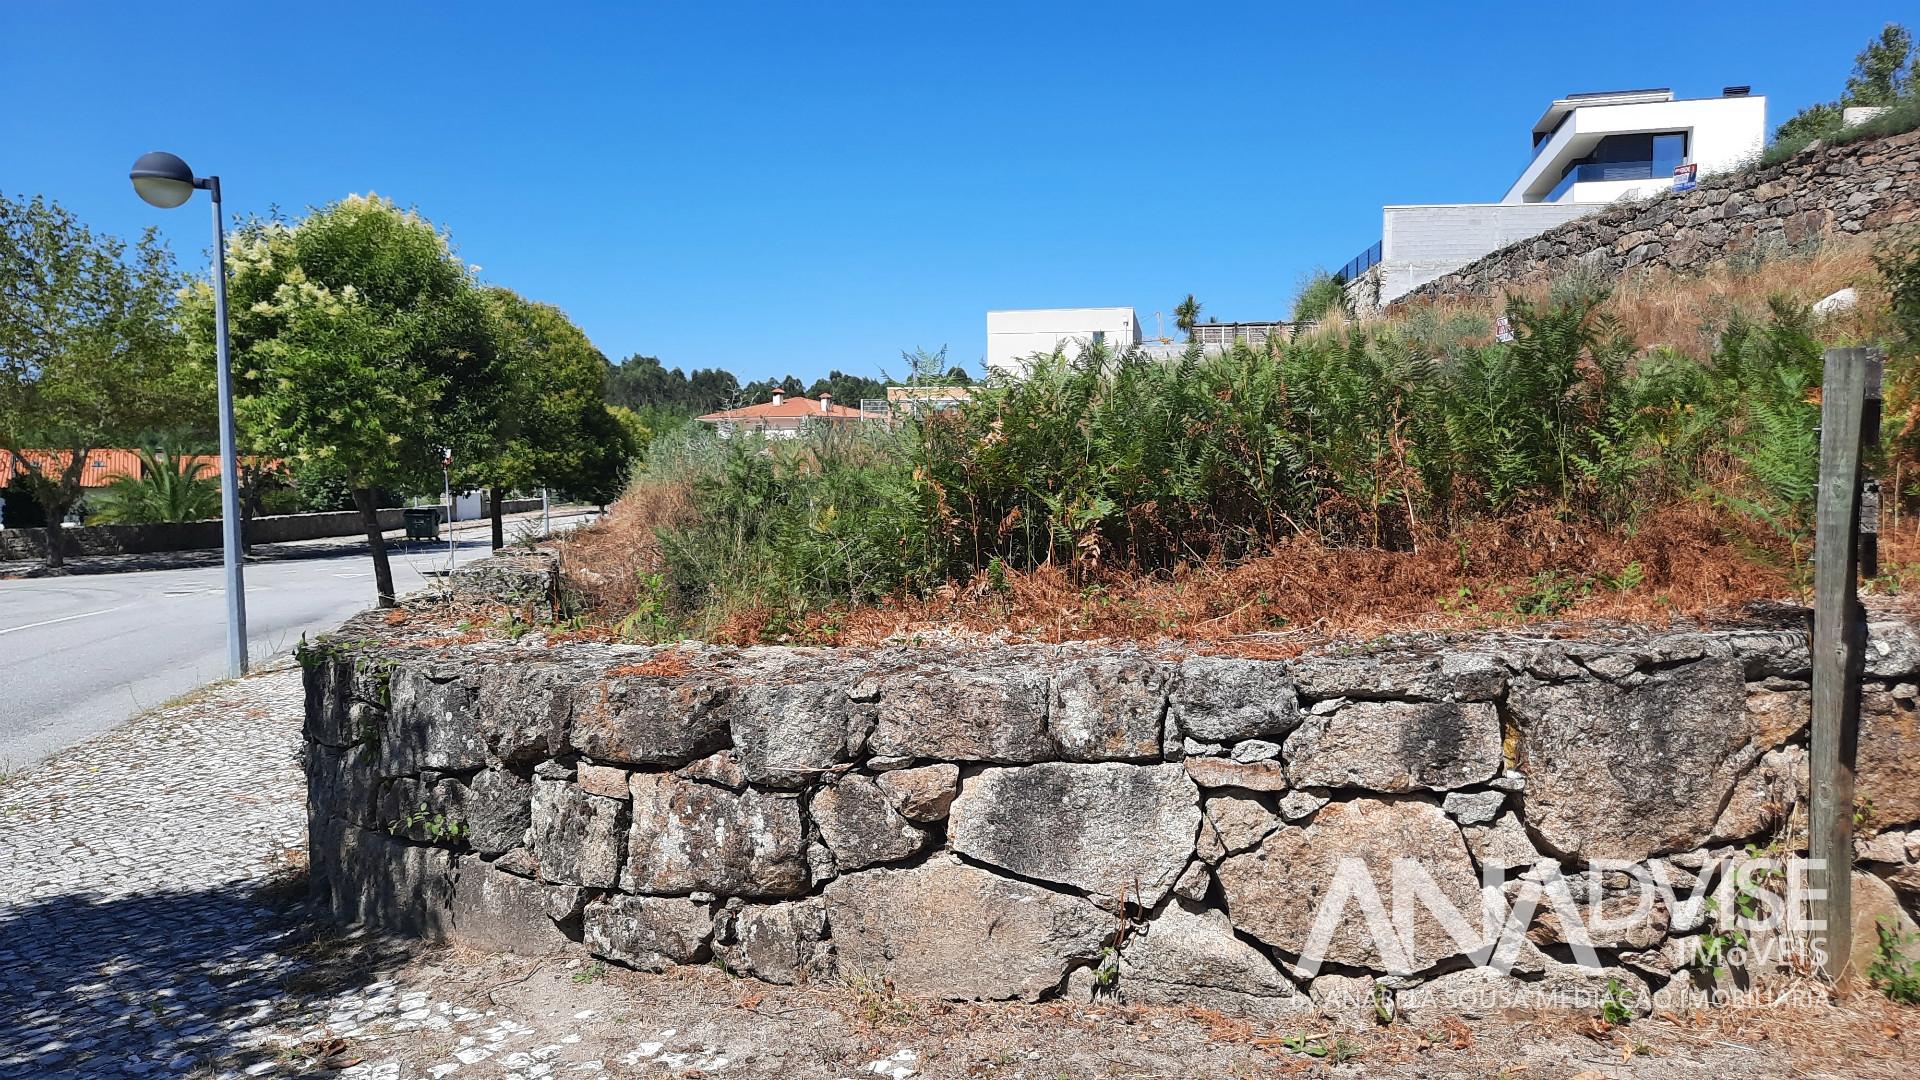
left=0, top=449, right=282, bottom=489
left=0, top=449, right=142, bottom=489
left=698, top=396, right=866, bottom=422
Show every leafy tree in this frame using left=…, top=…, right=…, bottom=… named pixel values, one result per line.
left=894, top=346, right=972, bottom=386
left=1174, top=294, right=1202, bottom=335
left=603, top=354, right=740, bottom=413
left=88, top=448, right=221, bottom=524
left=1846, top=23, right=1918, bottom=105
left=804, top=370, right=888, bottom=408
left=1774, top=22, right=1918, bottom=143
left=740, top=374, right=807, bottom=405
left=194, top=195, right=507, bottom=606
left=1291, top=270, right=1351, bottom=325
left=0, top=193, right=201, bottom=566
left=1775, top=102, right=1846, bottom=145
left=470, top=287, right=636, bottom=547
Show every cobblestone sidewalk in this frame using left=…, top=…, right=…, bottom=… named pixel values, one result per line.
left=0, top=665, right=311, bottom=1078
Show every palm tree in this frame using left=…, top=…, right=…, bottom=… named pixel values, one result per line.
left=1174, top=294, right=1202, bottom=336
left=88, top=448, right=221, bottom=524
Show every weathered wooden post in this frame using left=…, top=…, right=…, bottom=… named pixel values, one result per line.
left=1808, top=346, right=1881, bottom=984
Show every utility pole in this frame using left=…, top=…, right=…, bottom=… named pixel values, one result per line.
left=1809, top=346, right=1881, bottom=985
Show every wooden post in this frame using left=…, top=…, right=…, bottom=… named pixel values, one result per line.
left=1861, top=358, right=1883, bottom=578
left=1809, top=346, right=1879, bottom=984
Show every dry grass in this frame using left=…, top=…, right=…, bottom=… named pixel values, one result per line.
left=557, top=472, right=1920, bottom=653
left=548, top=474, right=691, bottom=612
left=1388, top=238, right=1893, bottom=360
left=703, top=503, right=1819, bottom=650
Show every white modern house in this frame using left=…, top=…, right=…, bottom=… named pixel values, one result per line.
left=985, top=308, right=1291, bottom=373
left=985, top=307, right=1141, bottom=375
left=1345, top=87, right=1766, bottom=311
left=1505, top=88, right=1766, bottom=204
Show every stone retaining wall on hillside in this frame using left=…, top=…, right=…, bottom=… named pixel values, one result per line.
left=1378, top=128, right=1920, bottom=310
left=303, top=556, right=1920, bottom=1018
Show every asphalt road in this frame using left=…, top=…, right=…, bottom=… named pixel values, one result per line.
left=0, top=510, right=594, bottom=768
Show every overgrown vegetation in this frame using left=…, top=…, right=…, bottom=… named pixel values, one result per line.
left=553, top=236, right=1920, bottom=645
left=1869, top=919, right=1920, bottom=1004
left=1291, top=269, right=1350, bottom=325
left=1765, top=23, right=1920, bottom=166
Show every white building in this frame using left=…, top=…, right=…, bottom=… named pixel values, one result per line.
left=986, top=307, right=1140, bottom=375
left=1345, top=87, right=1766, bottom=311
left=984, top=308, right=1292, bottom=373
left=1504, top=88, right=1765, bottom=204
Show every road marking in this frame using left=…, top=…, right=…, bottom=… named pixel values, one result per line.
left=0, top=604, right=127, bottom=637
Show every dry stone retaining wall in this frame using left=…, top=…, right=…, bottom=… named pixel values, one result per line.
left=304, top=556, right=1920, bottom=1019
left=1388, top=128, right=1920, bottom=308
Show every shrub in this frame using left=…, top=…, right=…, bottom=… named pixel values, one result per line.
left=1763, top=96, right=1920, bottom=168
left=86, top=448, right=221, bottom=524
left=576, top=245, right=1918, bottom=636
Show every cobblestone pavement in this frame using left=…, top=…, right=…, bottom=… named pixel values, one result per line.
left=0, top=664, right=310, bottom=1078
left=2, top=662, right=1913, bottom=1080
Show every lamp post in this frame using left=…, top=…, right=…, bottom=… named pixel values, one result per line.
left=130, top=151, right=248, bottom=676
left=441, top=448, right=455, bottom=574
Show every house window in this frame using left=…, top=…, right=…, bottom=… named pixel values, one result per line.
left=1652, top=132, right=1687, bottom=176
left=1092, top=330, right=1106, bottom=347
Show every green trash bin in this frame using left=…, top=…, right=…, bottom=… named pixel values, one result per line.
left=404, top=507, right=440, bottom=541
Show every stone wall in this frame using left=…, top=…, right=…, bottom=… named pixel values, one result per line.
left=0, top=499, right=542, bottom=560
left=303, top=556, right=1920, bottom=1018
left=1391, top=127, right=1920, bottom=307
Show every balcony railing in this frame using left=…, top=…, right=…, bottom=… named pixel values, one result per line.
left=1546, top=160, right=1665, bottom=202
left=1337, top=240, right=1383, bottom=282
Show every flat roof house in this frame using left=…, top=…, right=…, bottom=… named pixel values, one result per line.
left=697, top=389, right=869, bottom=439
left=986, top=307, right=1141, bottom=376
left=1344, top=87, right=1766, bottom=311
left=985, top=308, right=1291, bottom=373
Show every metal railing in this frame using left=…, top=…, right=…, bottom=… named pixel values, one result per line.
left=1546, top=160, right=1665, bottom=202
left=1337, top=240, right=1382, bottom=283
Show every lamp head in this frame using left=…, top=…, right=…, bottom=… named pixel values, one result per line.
left=130, top=151, right=197, bottom=208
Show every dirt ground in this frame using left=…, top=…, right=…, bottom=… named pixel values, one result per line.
left=253, top=934, right=1920, bottom=1080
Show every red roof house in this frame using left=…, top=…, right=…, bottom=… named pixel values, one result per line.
left=697, top=390, right=870, bottom=439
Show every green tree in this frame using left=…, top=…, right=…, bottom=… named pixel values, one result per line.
left=196, top=195, right=507, bottom=606
left=1291, top=270, right=1351, bottom=325
left=1846, top=23, right=1918, bottom=105
left=1174, top=294, right=1202, bottom=335
left=1774, top=102, right=1845, bottom=145
left=1774, top=22, right=1918, bottom=142
left=0, top=193, right=202, bottom=566
left=472, top=287, right=636, bottom=547
left=88, top=448, right=221, bottom=524
left=603, top=354, right=739, bottom=413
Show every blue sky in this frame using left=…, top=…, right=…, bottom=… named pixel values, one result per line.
left=0, top=4, right=1901, bottom=382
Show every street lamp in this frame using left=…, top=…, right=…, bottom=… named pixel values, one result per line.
left=130, top=151, right=248, bottom=676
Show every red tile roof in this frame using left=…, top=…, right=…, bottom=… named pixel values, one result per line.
left=0, top=449, right=142, bottom=489
left=698, top=395, right=866, bottom=422
left=0, top=449, right=281, bottom=489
